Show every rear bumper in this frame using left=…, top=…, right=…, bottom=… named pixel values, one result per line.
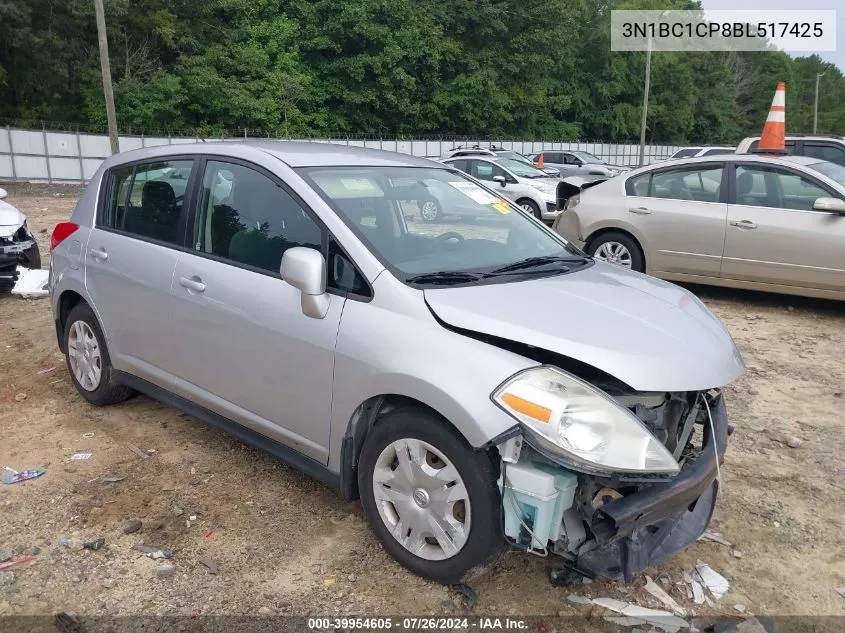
left=575, top=395, right=728, bottom=581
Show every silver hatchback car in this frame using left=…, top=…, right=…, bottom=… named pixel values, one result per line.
left=49, top=142, right=743, bottom=585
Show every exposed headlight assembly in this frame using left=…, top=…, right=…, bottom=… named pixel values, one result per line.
left=492, top=367, right=679, bottom=475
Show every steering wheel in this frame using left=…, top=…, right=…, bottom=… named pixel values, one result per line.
left=427, top=231, right=465, bottom=253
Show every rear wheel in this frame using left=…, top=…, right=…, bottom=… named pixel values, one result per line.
left=64, top=303, right=134, bottom=406
left=588, top=231, right=645, bottom=272
left=517, top=198, right=541, bottom=220
left=358, top=407, right=504, bottom=584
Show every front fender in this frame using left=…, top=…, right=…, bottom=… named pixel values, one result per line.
left=327, top=294, right=535, bottom=472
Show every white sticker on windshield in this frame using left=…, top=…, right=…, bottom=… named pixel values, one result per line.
left=447, top=181, right=497, bottom=205
left=340, top=178, right=382, bottom=193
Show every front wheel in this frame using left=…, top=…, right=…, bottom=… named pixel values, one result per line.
left=517, top=198, right=541, bottom=220
left=587, top=231, right=645, bottom=272
left=358, top=407, right=504, bottom=584
left=419, top=198, right=442, bottom=223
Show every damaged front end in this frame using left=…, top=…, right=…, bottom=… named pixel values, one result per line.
left=494, top=370, right=727, bottom=583
left=0, top=197, right=41, bottom=292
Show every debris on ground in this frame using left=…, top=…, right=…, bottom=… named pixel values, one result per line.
left=835, top=587, right=845, bottom=598
left=695, top=561, right=730, bottom=600
left=3, top=467, right=45, bottom=484
left=715, top=617, right=769, bottom=633
left=38, top=365, right=57, bottom=375
left=731, top=550, right=744, bottom=559
left=102, top=477, right=123, bottom=484
left=172, top=506, right=184, bottom=517
left=82, top=538, right=105, bottom=550
left=786, top=436, right=802, bottom=449
left=734, top=604, right=747, bottom=613
left=591, top=597, right=689, bottom=633
left=0, top=571, right=15, bottom=586
left=125, top=442, right=150, bottom=460
left=0, top=555, right=34, bottom=571
left=70, top=453, right=92, bottom=461
left=450, top=583, right=479, bottom=611
left=10, top=267, right=49, bottom=298
left=644, top=575, right=687, bottom=616
left=134, top=544, right=174, bottom=559
left=155, top=563, right=175, bottom=579
left=81, top=432, right=94, bottom=438
left=122, top=519, right=142, bottom=534
left=566, top=593, right=593, bottom=605
left=699, top=531, right=733, bottom=547
left=14, top=392, right=26, bottom=401
left=0, top=550, right=10, bottom=563
left=199, top=558, right=218, bottom=574
left=54, top=612, right=85, bottom=633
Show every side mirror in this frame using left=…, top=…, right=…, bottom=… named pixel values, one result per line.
left=492, top=175, right=506, bottom=187
left=0, top=187, right=6, bottom=200
left=572, top=159, right=583, bottom=166
left=280, top=247, right=330, bottom=319
left=813, top=197, right=845, bottom=214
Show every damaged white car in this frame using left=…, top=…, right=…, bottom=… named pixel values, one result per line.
left=0, top=187, right=42, bottom=293
left=49, top=143, right=744, bottom=586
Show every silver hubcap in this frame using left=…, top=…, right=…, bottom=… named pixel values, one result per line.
left=520, top=203, right=535, bottom=214
left=372, top=439, right=471, bottom=561
left=421, top=201, right=438, bottom=221
left=68, top=320, right=103, bottom=391
left=594, top=241, right=633, bottom=268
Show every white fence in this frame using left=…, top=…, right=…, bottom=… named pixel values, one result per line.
left=0, top=126, right=680, bottom=183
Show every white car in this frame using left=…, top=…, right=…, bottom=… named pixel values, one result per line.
left=669, top=147, right=736, bottom=159
left=0, top=187, right=42, bottom=292
left=441, top=156, right=560, bottom=221
left=440, top=146, right=561, bottom=177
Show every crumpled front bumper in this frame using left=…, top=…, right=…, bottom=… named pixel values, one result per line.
left=575, top=395, right=728, bottom=581
left=0, top=234, right=39, bottom=291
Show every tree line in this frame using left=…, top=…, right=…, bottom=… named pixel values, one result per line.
left=1, top=0, right=843, bottom=143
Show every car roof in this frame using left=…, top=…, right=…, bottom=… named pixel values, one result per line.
left=101, top=141, right=442, bottom=169
left=626, top=153, right=828, bottom=176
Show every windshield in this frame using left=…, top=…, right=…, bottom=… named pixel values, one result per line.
left=572, top=151, right=606, bottom=165
left=299, top=166, right=582, bottom=283
left=807, top=160, right=845, bottom=188
left=493, top=158, right=547, bottom=178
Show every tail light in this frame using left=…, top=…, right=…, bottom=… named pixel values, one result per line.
left=51, top=222, right=79, bottom=251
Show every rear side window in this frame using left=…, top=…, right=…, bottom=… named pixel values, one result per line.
left=101, top=160, right=193, bottom=246
left=803, top=143, right=845, bottom=167
left=626, top=166, right=723, bottom=202
left=193, top=160, right=323, bottom=274
left=626, top=173, right=651, bottom=196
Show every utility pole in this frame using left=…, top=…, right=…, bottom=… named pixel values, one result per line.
left=638, top=34, right=652, bottom=167
left=813, top=72, right=825, bottom=134
left=93, top=0, right=119, bottom=155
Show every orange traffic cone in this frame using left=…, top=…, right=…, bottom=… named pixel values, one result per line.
left=537, top=153, right=545, bottom=168
left=757, top=82, right=786, bottom=153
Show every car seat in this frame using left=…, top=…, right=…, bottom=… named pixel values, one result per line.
left=736, top=171, right=757, bottom=206
left=666, top=178, right=694, bottom=200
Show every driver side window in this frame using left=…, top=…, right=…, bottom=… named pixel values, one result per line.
left=563, top=153, right=580, bottom=165
left=470, top=161, right=506, bottom=182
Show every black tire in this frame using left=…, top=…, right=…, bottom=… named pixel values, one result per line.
left=63, top=302, right=134, bottom=406
left=587, top=231, right=645, bottom=273
left=517, top=198, right=541, bottom=220
left=419, top=197, right=442, bottom=223
left=358, top=407, right=505, bottom=584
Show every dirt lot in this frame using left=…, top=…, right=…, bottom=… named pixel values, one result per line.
left=1, top=184, right=844, bottom=624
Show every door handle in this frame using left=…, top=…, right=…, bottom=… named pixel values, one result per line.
left=730, top=220, right=757, bottom=229
left=179, top=276, right=206, bottom=293
left=628, top=207, right=651, bottom=215
left=89, top=248, right=108, bottom=261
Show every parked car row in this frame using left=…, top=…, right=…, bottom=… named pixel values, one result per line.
left=552, top=153, right=845, bottom=300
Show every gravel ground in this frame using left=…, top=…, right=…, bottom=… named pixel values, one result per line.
left=1, top=184, right=844, bottom=627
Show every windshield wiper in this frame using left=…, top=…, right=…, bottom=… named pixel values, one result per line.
left=405, top=271, right=482, bottom=285
left=489, top=255, right=587, bottom=274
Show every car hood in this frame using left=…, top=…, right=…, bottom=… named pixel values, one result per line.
left=424, top=262, right=744, bottom=392
left=0, top=200, right=25, bottom=238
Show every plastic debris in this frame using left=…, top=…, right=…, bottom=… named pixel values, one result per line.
left=83, top=538, right=105, bottom=550
left=835, top=587, right=845, bottom=598
left=204, top=529, right=214, bottom=539
left=38, top=365, right=57, bottom=375
left=691, top=580, right=705, bottom=605
left=695, top=560, right=730, bottom=600
left=644, top=575, right=686, bottom=616
left=11, top=267, right=49, bottom=298
left=0, top=556, right=34, bottom=571
left=323, top=577, right=335, bottom=585
left=698, top=531, right=733, bottom=547
left=591, top=597, right=689, bottom=633
left=134, top=544, right=174, bottom=559
left=566, top=593, right=593, bottom=605
left=125, top=442, right=150, bottom=459
left=735, top=604, right=747, bottom=613
left=172, top=506, right=184, bottom=517
left=102, top=477, right=123, bottom=484
left=199, top=558, right=218, bottom=574
left=70, top=453, right=92, bottom=461
left=3, top=467, right=45, bottom=484
left=14, top=392, right=26, bottom=401
left=731, top=549, right=744, bottom=559
left=81, top=432, right=95, bottom=438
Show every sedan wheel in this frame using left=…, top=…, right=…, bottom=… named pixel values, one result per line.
left=68, top=320, right=103, bottom=391
left=372, top=438, right=471, bottom=561
left=593, top=241, right=633, bottom=268
left=420, top=199, right=441, bottom=222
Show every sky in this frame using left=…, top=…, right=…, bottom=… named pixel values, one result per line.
left=699, top=0, right=843, bottom=71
